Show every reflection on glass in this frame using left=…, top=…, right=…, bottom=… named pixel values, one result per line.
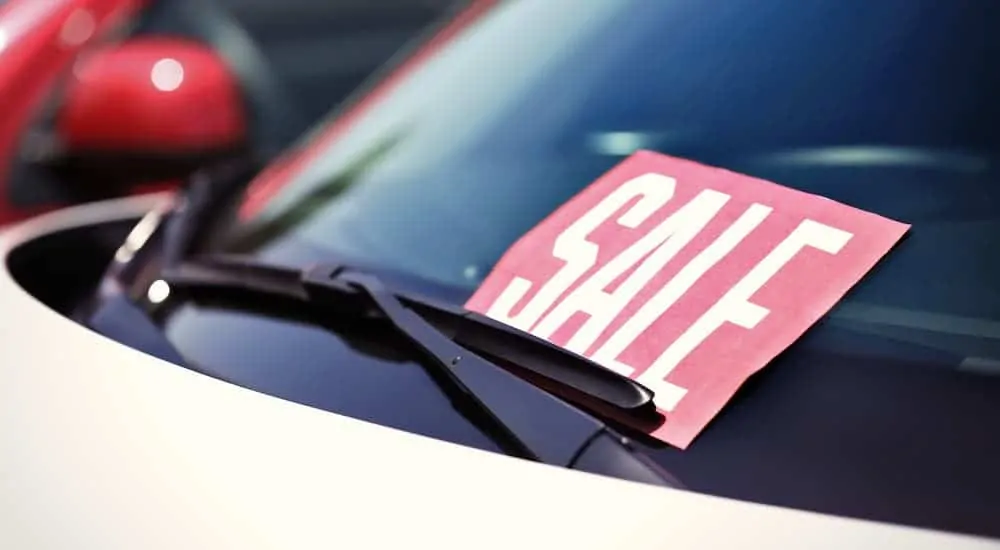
left=226, top=129, right=408, bottom=254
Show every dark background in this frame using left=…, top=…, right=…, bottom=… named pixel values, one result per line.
left=214, top=0, right=460, bottom=123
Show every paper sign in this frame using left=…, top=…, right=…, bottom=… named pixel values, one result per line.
left=465, top=150, right=909, bottom=448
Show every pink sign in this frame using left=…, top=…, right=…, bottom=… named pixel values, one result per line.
left=466, top=151, right=909, bottom=448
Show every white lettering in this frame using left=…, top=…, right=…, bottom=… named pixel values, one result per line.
left=486, top=173, right=676, bottom=331
left=531, top=189, right=732, bottom=358
left=636, top=219, right=853, bottom=411
left=591, top=203, right=773, bottom=376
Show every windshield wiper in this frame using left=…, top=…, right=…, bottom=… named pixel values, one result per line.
left=158, top=254, right=662, bottom=466
left=160, top=159, right=261, bottom=269
left=163, top=255, right=656, bottom=412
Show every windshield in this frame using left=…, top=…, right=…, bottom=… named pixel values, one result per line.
left=207, top=0, right=1000, bottom=359
left=182, top=0, right=1000, bottom=536
left=213, top=0, right=1000, bottom=288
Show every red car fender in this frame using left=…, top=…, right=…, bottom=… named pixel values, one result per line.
left=0, top=0, right=150, bottom=226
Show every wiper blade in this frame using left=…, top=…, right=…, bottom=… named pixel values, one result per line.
left=162, top=255, right=657, bottom=415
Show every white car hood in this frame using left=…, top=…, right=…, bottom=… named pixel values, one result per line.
left=0, top=194, right=996, bottom=550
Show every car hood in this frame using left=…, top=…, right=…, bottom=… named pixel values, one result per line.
left=0, top=194, right=997, bottom=550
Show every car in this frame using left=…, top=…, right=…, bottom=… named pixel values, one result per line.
left=0, top=0, right=455, bottom=226
left=3, top=0, right=1000, bottom=548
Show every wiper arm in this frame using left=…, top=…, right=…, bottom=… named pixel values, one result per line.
left=333, top=270, right=545, bottom=462
left=162, top=255, right=657, bottom=414
left=160, top=160, right=261, bottom=268
left=159, top=255, right=662, bottom=466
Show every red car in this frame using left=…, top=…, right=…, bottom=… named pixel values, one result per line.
left=0, top=0, right=452, bottom=226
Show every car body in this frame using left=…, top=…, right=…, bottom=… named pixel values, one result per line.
left=0, top=0, right=453, bottom=226
left=1, top=193, right=995, bottom=550
left=3, top=0, right=1000, bottom=547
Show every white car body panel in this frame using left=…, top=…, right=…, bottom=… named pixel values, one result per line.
left=0, top=194, right=997, bottom=550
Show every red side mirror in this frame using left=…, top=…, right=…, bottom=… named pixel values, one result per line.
left=50, top=37, right=248, bottom=184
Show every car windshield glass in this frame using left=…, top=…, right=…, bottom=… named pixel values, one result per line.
left=210, top=0, right=1000, bottom=295
left=184, top=0, right=1000, bottom=536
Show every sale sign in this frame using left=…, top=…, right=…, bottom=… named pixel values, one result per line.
left=465, top=151, right=909, bottom=449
